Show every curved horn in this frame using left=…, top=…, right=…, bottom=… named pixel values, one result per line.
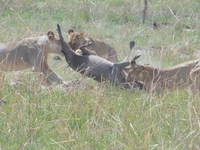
left=79, top=41, right=92, bottom=49
left=57, top=24, right=64, bottom=42
left=129, top=41, right=135, bottom=50
left=123, top=40, right=136, bottom=61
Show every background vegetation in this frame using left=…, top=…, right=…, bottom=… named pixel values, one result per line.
left=0, top=0, right=200, bottom=149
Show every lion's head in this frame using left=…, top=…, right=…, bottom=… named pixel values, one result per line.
left=126, top=55, right=150, bottom=83
left=126, top=65, right=148, bottom=83
left=68, top=29, right=85, bottom=50
left=46, top=31, right=62, bottom=55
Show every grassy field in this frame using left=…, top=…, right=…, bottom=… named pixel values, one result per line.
left=0, top=0, right=200, bottom=149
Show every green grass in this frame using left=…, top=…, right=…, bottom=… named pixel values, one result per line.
left=0, top=0, right=200, bottom=149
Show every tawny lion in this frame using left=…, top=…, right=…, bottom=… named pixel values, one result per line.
left=126, top=55, right=200, bottom=92
left=67, top=29, right=119, bottom=62
left=0, top=31, right=66, bottom=85
left=188, top=61, right=200, bottom=92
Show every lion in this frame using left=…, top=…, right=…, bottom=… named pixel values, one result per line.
left=0, top=31, right=66, bottom=85
left=67, top=29, right=119, bottom=62
left=188, top=61, right=200, bottom=93
left=126, top=55, right=200, bottom=92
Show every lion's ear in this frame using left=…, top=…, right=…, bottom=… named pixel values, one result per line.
left=139, top=70, right=148, bottom=80
left=68, top=29, right=74, bottom=35
left=80, top=32, right=84, bottom=37
left=47, top=31, right=55, bottom=40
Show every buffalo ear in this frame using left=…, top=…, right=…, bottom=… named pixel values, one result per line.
left=130, top=60, right=136, bottom=66
left=47, top=31, right=55, bottom=40
left=130, top=55, right=141, bottom=66
left=133, top=55, right=141, bottom=61
left=68, top=29, right=74, bottom=35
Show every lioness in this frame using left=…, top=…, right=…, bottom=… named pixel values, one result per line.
left=68, top=29, right=119, bottom=62
left=126, top=55, right=200, bottom=92
left=189, top=61, right=200, bottom=92
left=0, top=31, right=66, bottom=85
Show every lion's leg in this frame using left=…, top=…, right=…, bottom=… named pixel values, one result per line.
left=42, top=66, right=66, bottom=85
left=32, top=66, right=48, bottom=85
left=33, top=65, right=66, bottom=85
left=32, top=53, right=53, bottom=85
left=34, top=52, right=66, bottom=85
left=189, top=67, right=200, bottom=94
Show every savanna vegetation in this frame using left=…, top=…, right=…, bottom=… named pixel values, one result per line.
left=0, top=0, right=200, bottom=149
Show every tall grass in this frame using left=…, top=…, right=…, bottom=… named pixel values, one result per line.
left=0, top=0, right=200, bottom=149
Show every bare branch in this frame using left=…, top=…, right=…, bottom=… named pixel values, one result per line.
left=142, top=0, right=148, bottom=24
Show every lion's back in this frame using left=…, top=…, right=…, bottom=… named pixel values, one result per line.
left=86, top=37, right=118, bottom=62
